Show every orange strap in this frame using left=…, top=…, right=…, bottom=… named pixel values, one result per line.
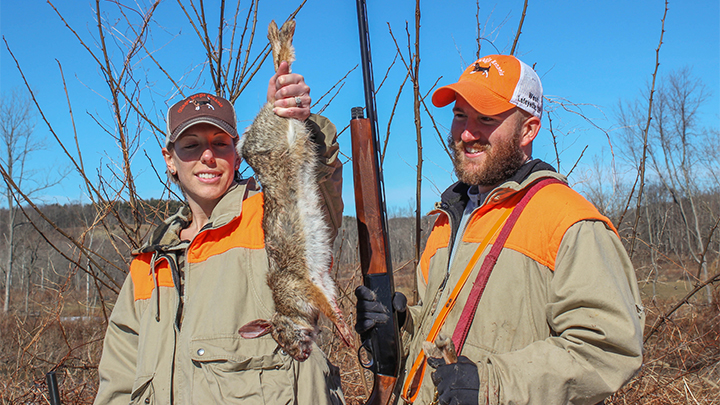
left=401, top=207, right=512, bottom=402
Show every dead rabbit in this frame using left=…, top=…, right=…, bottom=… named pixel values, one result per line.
left=237, top=20, right=352, bottom=361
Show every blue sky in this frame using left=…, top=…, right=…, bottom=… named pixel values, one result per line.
left=1, top=0, right=718, bottom=215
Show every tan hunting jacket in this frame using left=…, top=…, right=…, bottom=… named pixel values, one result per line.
left=94, top=115, right=345, bottom=405
left=402, top=161, right=645, bottom=404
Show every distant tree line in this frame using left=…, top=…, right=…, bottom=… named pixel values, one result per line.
left=1, top=183, right=717, bottom=315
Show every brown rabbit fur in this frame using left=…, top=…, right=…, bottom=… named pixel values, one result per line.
left=422, top=334, right=458, bottom=365
left=268, top=19, right=295, bottom=71
left=237, top=20, right=351, bottom=361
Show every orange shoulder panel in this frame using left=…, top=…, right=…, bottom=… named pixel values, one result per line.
left=419, top=213, right=451, bottom=284
left=463, top=183, right=616, bottom=271
left=130, top=253, right=175, bottom=301
left=187, top=192, right=265, bottom=264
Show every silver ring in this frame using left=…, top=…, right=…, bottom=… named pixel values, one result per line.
left=294, top=96, right=302, bottom=108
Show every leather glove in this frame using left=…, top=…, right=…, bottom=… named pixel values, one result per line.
left=354, top=285, right=407, bottom=334
left=428, top=355, right=480, bottom=405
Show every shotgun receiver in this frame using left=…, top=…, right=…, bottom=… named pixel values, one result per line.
left=351, top=1, right=402, bottom=404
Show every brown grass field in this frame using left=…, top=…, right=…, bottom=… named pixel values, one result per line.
left=1, top=270, right=718, bottom=404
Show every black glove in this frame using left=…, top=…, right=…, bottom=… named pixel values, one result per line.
left=428, top=355, right=480, bottom=405
left=354, top=285, right=407, bottom=334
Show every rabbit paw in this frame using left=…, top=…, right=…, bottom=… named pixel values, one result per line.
left=270, top=313, right=316, bottom=361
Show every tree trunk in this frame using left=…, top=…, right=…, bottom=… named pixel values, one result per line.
left=412, top=0, right=422, bottom=304
left=23, top=261, right=29, bottom=314
left=4, top=204, right=15, bottom=313
left=644, top=204, right=659, bottom=300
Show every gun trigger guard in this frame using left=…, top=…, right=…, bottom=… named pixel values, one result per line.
left=358, top=338, right=375, bottom=370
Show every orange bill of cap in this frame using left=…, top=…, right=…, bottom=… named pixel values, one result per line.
left=432, top=55, right=522, bottom=116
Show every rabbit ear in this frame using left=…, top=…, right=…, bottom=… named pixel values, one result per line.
left=267, top=20, right=281, bottom=71
left=238, top=319, right=273, bottom=339
left=267, top=19, right=296, bottom=72
left=279, top=20, right=296, bottom=43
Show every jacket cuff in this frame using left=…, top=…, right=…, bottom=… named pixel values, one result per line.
left=306, top=113, right=336, bottom=160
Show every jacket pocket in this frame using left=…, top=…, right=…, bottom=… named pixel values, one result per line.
left=189, top=336, right=294, bottom=405
left=130, top=374, right=155, bottom=405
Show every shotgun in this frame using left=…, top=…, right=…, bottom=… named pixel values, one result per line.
left=351, top=1, right=402, bottom=404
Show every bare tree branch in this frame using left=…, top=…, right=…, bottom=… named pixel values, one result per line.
left=510, top=0, right=528, bottom=55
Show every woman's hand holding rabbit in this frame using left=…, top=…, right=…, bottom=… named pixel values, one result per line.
left=268, top=61, right=311, bottom=121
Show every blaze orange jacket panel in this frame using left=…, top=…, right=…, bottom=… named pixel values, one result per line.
left=130, top=255, right=174, bottom=301
left=419, top=215, right=450, bottom=285
left=188, top=192, right=265, bottom=263
left=129, top=192, right=267, bottom=302
left=419, top=182, right=616, bottom=286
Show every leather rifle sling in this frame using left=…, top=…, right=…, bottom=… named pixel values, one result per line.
left=451, top=178, right=562, bottom=352
left=402, top=206, right=512, bottom=402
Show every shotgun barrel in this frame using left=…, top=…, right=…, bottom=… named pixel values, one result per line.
left=351, top=1, right=403, bottom=403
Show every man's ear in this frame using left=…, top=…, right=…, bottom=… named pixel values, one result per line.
left=519, top=115, right=541, bottom=148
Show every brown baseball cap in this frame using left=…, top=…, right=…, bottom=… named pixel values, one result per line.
left=165, top=92, right=238, bottom=146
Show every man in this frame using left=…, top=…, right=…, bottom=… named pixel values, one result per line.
left=356, top=54, right=644, bottom=405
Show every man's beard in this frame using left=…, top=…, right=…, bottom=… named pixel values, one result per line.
left=448, top=130, right=526, bottom=187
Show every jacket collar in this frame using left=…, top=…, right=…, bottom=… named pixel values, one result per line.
left=207, top=177, right=259, bottom=228
left=483, top=160, right=564, bottom=206
left=436, top=159, right=563, bottom=240
left=134, top=177, right=260, bottom=255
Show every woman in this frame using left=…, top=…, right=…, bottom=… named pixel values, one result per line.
left=94, top=62, right=345, bottom=404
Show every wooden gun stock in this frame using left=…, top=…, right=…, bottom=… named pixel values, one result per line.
left=350, top=115, right=391, bottom=277
left=351, top=110, right=402, bottom=405
left=366, top=374, right=399, bottom=405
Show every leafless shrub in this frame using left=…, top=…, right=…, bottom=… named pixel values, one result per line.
left=1, top=1, right=718, bottom=404
left=607, top=290, right=720, bottom=404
